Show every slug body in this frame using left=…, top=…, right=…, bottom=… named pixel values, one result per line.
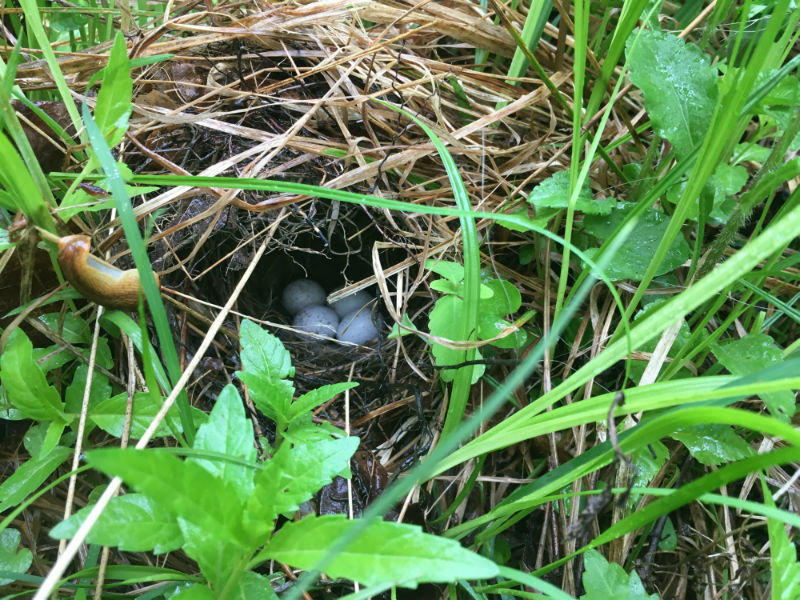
left=57, top=235, right=158, bottom=310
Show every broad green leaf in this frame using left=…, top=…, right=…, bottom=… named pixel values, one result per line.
left=94, top=31, right=133, bottom=148
left=763, top=477, right=800, bottom=600
left=65, top=364, right=111, bottom=415
left=50, top=494, right=183, bottom=554
left=0, top=329, right=68, bottom=423
left=89, top=392, right=204, bottom=439
left=239, top=319, right=294, bottom=382
left=0, top=446, right=72, bottom=513
left=170, top=584, right=216, bottom=600
left=658, top=517, right=677, bottom=552
left=283, top=420, right=347, bottom=445
left=289, top=382, right=359, bottom=422
left=387, top=314, right=415, bottom=339
left=244, top=437, right=359, bottom=540
left=671, top=424, right=753, bottom=466
left=189, top=384, right=256, bottom=501
left=579, top=549, right=658, bottom=600
left=476, top=278, right=528, bottom=349
left=0, top=529, right=33, bottom=586
left=424, top=259, right=464, bottom=284
left=712, top=333, right=795, bottom=421
left=527, top=171, right=614, bottom=215
left=583, top=203, right=691, bottom=281
left=626, top=29, right=718, bottom=158
left=237, top=371, right=294, bottom=427
left=264, top=515, right=499, bottom=587
left=631, top=439, right=669, bottom=490
left=229, top=571, right=279, bottom=600
left=37, top=312, right=91, bottom=344
left=428, top=294, right=483, bottom=384
left=430, top=279, right=494, bottom=299
left=179, top=520, right=250, bottom=589
left=666, top=163, right=747, bottom=224
left=86, top=448, right=248, bottom=548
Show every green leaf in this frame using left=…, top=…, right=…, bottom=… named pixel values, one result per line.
left=666, top=163, right=747, bottom=224
left=170, top=584, right=216, bottom=600
left=65, top=364, right=111, bottom=415
left=0, top=529, right=33, bottom=586
left=229, top=571, right=279, bottom=600
left=93, top=31, right=133, bottom=148
left=37, top=312, right=91, bottom=344
left=244, top=437, right=359, bottom=540
left=582, top=203, right=691, bottom=281
left=631, top=440, right=668, bottom=490
left=712, top=333, right=795, bottom=421
left=579, top=548, right=658, bottom=599
left=0, top=446, right=72, bottom=513
left=86, top=448, right=248, bottom=548
left=428, top=295, right=483, bottom=384
left=89, top=392, right=204, bottom=440
left=763, top=477, right=800, bottom=600
left=0, top=329, right=68, bottom=423
left=50, top=494, right=183, bottom=554
left=476, top=278, right=528, bottom=349
left=189, top=384, right=256, bottom=502
left=178, top=521, right=250, bottom=589
left=626, top=29, right=718, bottom=159
left=424, top=259, right=464, bottom=284
left=671, top=424, right=753, bottom=466
left=387, top=314, right=415, bottom=339
left=239, top=319, right=294, bottom=382
left=289, top=382, right=359, bottom=423
left=263, top=515, right=499, bottom=587
left=527, top=171, right=613, bottom=215
left=237, top=372, right=294, bottom=428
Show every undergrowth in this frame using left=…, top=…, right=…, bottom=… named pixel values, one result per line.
left=1, top=1, right=800, bottom=599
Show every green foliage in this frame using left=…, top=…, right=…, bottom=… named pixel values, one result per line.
left=762, top=478, right=800, bottom=600
left=0, top=329, right=69, bottom=423
left=712, top=333, right=796, bottom=421
left=579, top=549, right=659, bottom=600
left=671, top=424, right=753, bottom=466
left=528, top=170, right=614, bottom=216
left=582, top=202, right=691, bottom=281
left=0, top=528, right=33, bottom=586
left=426, top=260, right=531, bottom=382
left=264, top=514, right=499, bottom=587
left=0, top=447, right=72, bottom=513
left=50, top=320, right=499, bottom=595
left=626, top=29, right=718, bottom=159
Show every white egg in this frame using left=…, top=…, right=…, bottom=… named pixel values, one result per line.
left=336, top=308, right=378, bottom=345
left=293, top=305, right=339, bottom=340
left=282, top=279, right=325, bottom=315
left=329, top=289, right=373, bottom=318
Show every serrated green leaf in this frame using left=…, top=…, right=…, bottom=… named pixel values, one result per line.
left=712, top=333, right=795, bottom=421
left=0, top=329, right=68, bottom=423
left=179, top=520, right=250, bottom=589
left=580, top=549, right=658, bottom=600
left=86, top=448, right=248, bottom=548
left=50, top=494, right=183, bottom=554
left=671, top=424, right=753, bottom=466
left=289, top=382, right=359, bottom=422
left=582, top=203, right=691, bottom=280
left=626, top=29, right=718, bottom=159
left=244, top=437, right=359, bottom=540
left=237, top=371, right=294, bottom=427
left=89, top=392, right=203, bottom=439
left=264, top=515, right=499, bottom=587
left=0, top=446, right=72, bottom=513
left=239, top=319, right=294, bottom=382
left=527, top=171, right=613, bottom=215
left=189, top=384, right=256, bottom=502
left=0, top=529, right=33, bottom=586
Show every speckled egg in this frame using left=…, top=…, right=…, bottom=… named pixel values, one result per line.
left=293, top=305, right=339, bottom=340
left=329, top=289, right=373, bottom=318
left=282, top=279, right=325, bottom=315
left=336, top=308, right=378, bottom=345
